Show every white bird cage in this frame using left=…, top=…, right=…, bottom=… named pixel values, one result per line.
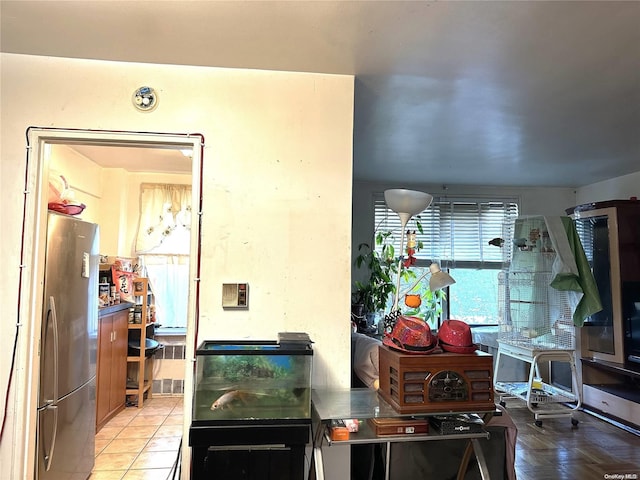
left=498, top=272, right=576, bottom=350
left=495, top=216, right=581, bottom=426
left=498, top=216, right=576, bottom=350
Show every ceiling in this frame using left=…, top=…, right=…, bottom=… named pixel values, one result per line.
left=2, top=1, right=639, bottom=187
left=67, top=144, right=193, bottom=174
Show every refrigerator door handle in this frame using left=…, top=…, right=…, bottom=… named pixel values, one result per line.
left=43, top=403, right=59, bottom=471
left=48, top=296, right=60, bottom=403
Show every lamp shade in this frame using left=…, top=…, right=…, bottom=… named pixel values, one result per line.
left=428, top=263, right=456, bottom=292
left=384, top=189, right=433, bottom=217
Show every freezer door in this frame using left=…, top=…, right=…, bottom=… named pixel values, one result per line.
left=40, top=213, right=99, bottom=407
left=36, top=379, right=96, bottom=480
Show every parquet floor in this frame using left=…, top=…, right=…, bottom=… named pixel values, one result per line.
left=504, top=399, right=640, bottom=480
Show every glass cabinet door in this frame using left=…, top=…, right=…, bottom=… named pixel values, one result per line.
left=572, top=207, right=624, bottom=363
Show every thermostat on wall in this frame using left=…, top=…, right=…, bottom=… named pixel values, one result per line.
left=222, top=283, right=249, bottom=309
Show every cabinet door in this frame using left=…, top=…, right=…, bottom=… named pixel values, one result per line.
left=573, top=207, right=625, bottom=363
left=96, top=313, right=113, bottom=427
left=110, top=310, right=129, bottom=412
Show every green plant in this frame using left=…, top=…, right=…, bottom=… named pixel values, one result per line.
left=352, top=218, right=447, bottom=326
left=353, top=230, right=397, bottom=314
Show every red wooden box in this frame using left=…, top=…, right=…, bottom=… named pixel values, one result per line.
left=377, top=345, right=495, bottom=414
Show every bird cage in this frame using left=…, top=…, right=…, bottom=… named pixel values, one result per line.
left=498, top=216, right=576, bottom=350
left=498, top=272, right=575, bottom=350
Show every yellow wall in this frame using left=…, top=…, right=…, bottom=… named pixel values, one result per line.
left=49, top=144, right=192, bottom=256
left=1, top=53, right=354, bottom=478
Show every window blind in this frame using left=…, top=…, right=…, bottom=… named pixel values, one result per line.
left=374, top=194, right=519, bottom=268
left=573, top=217, right=595, bottom=261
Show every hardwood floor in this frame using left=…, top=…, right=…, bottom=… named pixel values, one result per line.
left=503, top=399, right=640, bottom=480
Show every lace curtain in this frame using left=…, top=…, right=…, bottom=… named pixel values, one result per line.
left=135, top=183, right=191, bottom=328
left=135, top=183, right=191, bottom=254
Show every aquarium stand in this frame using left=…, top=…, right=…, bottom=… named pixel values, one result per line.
left=189, top=421, right=310, bottom=480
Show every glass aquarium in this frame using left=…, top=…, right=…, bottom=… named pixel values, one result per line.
left=192, top=340, right=313, bottom=425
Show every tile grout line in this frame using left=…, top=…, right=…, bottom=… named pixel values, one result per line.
left=93, top=397, right=184, bottom=477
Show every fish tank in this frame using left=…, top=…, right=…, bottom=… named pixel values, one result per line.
left=192, top=337, right=313, bottom=426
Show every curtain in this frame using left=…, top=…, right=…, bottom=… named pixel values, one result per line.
left=135, top=183, right=192, bottom=328
left=136, top=183, right=191, bottom=255
left=140, top=255, right=190, bottom=328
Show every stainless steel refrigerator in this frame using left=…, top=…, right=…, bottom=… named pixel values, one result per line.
left=36, top=212, right=99, bottom=480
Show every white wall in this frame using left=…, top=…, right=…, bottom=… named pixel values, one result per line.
left=49, top=145, right=103, bottom=224
left=49, top=144, right=193, bottom=256
left=576, top=171, right=640, bottom=205
left=1, top=53, right=354, bottom=479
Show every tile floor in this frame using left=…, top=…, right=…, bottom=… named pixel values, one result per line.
left=92, top=396, right=184, bottom=480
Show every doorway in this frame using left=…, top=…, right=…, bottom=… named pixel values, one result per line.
left=16, top=128, right=202, bottom=479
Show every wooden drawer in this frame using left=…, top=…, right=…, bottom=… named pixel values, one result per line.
left=583, top=385, right=640, bottom=426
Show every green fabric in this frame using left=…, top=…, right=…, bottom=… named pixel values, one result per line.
left=549, top=217, right=603, bottom=326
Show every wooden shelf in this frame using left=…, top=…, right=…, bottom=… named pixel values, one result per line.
left=127, top=321, right=154, bottom=330
left=126, top=381, right=151, bottom=396
left=126, top=277, right=154, bottom=408
left=581, top=357, right=640, bottom=379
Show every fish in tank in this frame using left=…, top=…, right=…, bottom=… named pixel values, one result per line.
left=193, top=340, right=313, bottom=424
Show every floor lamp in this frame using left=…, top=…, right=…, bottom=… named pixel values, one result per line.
left=384, top=189, right=433, bottom=314
left=384, top=189, right=456, bottom=322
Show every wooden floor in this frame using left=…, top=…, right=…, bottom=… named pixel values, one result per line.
left=504, top=399, right=640, bottom=479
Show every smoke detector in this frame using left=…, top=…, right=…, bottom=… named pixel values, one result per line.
left=132, top=86, right=158, bottom=112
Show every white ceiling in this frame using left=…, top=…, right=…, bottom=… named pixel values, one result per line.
left=68, top=144, right=193, bottom=174
left=2, top=1, right=639, bottom=187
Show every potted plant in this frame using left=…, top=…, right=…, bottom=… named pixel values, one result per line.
left=352, top=219, right=447, bottom=330
left=352, top=230, right=397, bottom=330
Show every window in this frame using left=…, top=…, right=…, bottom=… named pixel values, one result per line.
left=135, top=183, right=191, bottom=329
left=374, top=194, right=519, bottom=327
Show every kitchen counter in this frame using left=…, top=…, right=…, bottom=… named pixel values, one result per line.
left=99, top=302, right=134, bottom=317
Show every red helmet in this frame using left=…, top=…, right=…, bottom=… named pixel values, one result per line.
left=438, top=319, right=478, bottom=354
left=382, top=316, right=438, bottom=354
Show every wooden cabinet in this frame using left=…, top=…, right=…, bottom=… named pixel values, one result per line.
left=581, top=358, right=640, bottom=425
left=126, top=277, right=155, bottom=408
left=567, top=200, right=640, bottom=428
left=96, top=307, right=128, bottom=431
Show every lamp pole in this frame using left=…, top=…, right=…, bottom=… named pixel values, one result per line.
left=392, top=212, right=412, bottom=314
